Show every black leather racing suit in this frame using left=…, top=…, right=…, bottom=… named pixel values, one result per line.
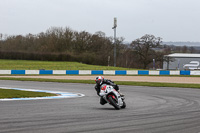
left=94, top=79, right=119, bottom=105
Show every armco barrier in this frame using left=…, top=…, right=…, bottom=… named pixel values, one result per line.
left=180, top=70, right=190, bottom=75
left=115, top=70, right=127, bottom=75
left=91, top=70, right=103, bottom=75
left=66, top=70, right=79, bottom=75
left=11, top=70, right=25, bottom=75
left=138, top=70, right=149, bottom=75
left=160, top=70, right=170, bottom=75
left=39, top=70, right=53, bottom=75
left=0, top=70, right=200, bottom=75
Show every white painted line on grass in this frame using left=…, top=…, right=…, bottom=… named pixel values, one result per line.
left=0, top=87, right=85, bottom=101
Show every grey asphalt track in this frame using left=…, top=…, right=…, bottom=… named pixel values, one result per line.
left=1, top=80, right=200, bottom=133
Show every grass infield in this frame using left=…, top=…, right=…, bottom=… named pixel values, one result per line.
left=0, top=88, right=56, bottom=99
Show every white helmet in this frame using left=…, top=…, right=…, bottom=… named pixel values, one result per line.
left=95, top=76, right=104, bottom=85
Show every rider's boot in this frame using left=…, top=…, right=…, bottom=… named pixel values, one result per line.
left=117, top=90, right=124, bottom=98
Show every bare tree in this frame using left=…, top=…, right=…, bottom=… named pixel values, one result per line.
left=182, top=45, right=188, bottom=53
left=189, top=46, right=196, bottom=53
left=130, top=34, right=162, bottom=69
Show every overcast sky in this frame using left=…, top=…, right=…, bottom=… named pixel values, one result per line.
left=0, top=0, right=200, bottom=42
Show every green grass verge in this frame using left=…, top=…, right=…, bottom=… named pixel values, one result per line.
left=0, top=88, right=57, bottom=99
left=0, top=77, right=200, bottom=89
left=0, top=59, right=135, bottom=70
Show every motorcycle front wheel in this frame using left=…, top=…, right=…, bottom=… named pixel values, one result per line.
left=108, top=96, right=120, bottom=110
left=121, top=101, right=126, bottom=109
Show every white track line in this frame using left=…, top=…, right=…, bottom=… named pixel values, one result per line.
left=0, top=87, right=85, bottom=101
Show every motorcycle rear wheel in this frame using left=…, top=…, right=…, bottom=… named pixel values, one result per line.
left=108, top=96, right=120, bottom=110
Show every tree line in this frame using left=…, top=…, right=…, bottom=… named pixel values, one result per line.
left=0, top=27, right=199, bottom=69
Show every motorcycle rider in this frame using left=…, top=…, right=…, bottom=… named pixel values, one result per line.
left=94, top=76, right=124, bottom=105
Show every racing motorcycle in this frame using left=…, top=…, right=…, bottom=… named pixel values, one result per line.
left=99, top=84, right=126, bottom=110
